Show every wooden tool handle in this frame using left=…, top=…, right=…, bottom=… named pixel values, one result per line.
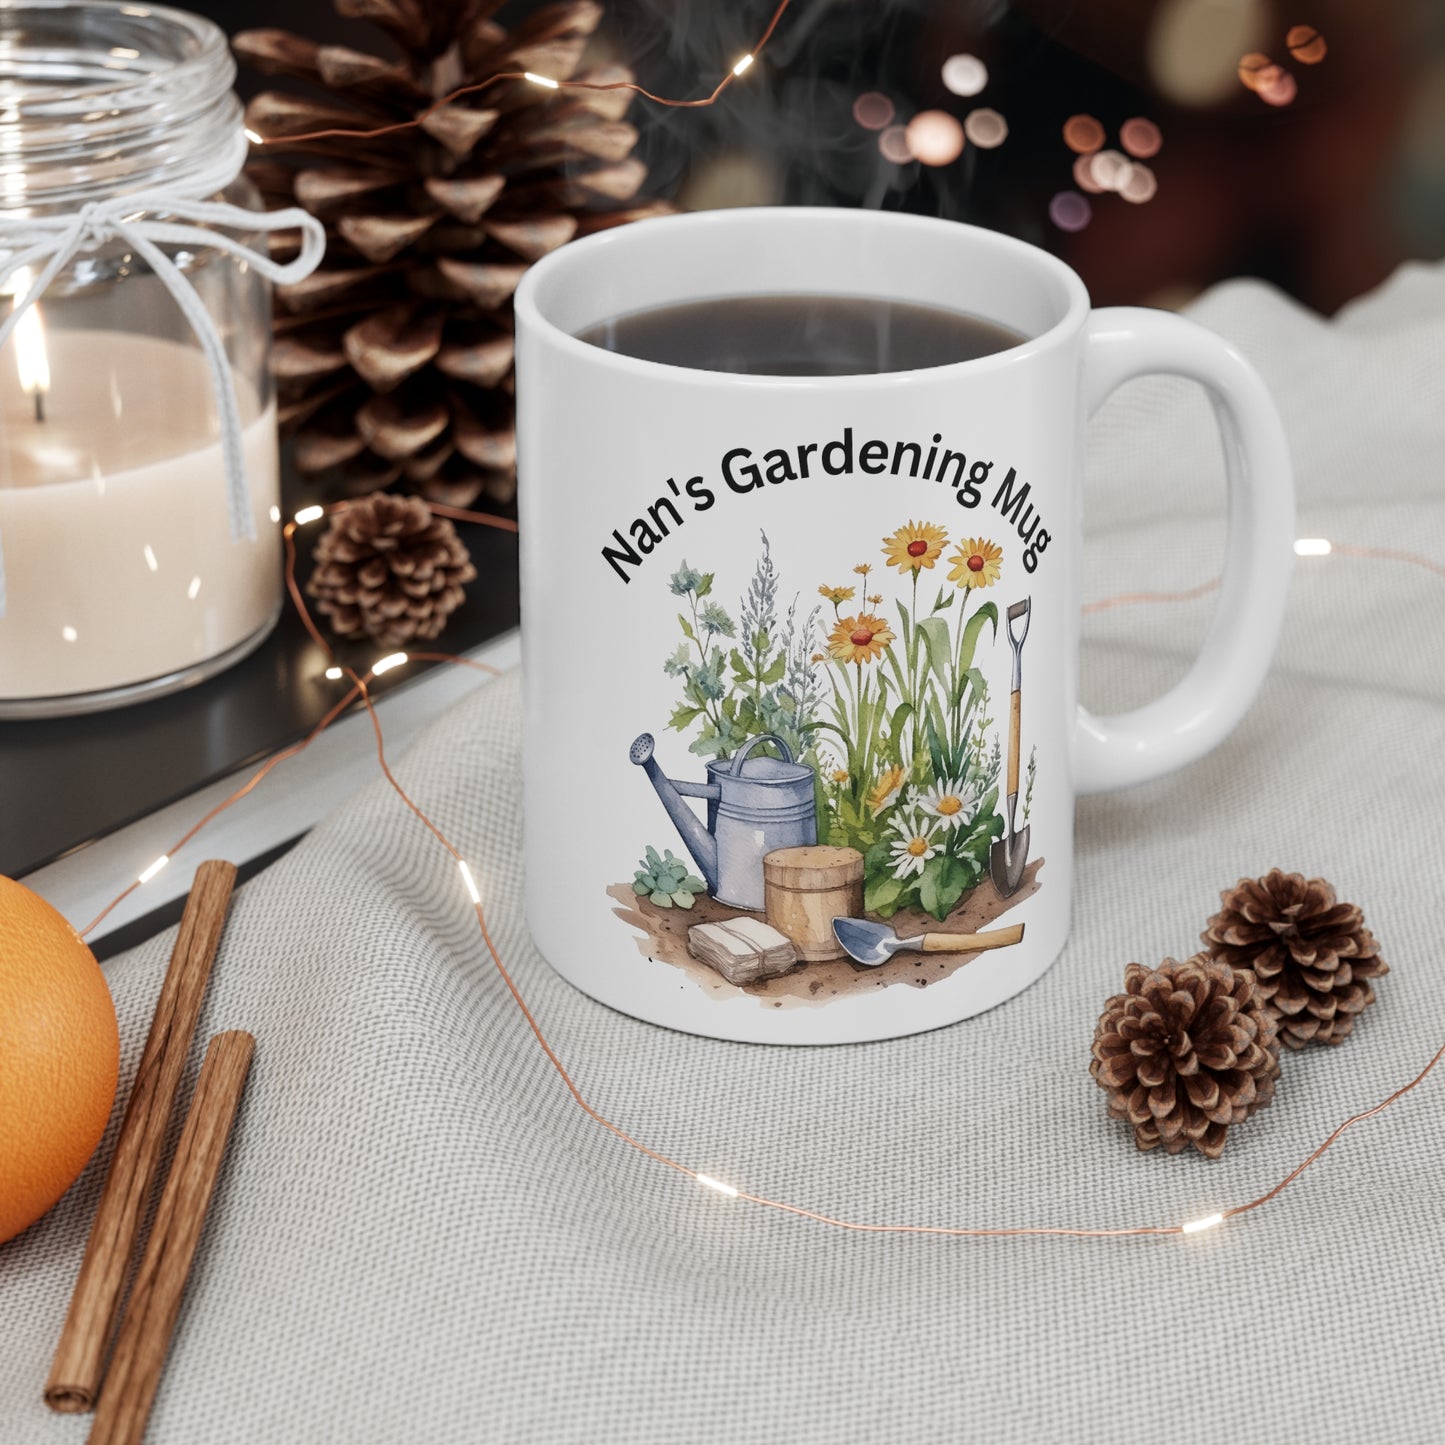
left=920, top=923, right=1025, bottom=954
left=1007, top=688, right=1022, bottom=796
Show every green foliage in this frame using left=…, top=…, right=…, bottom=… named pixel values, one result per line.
left=659, top=527, right=1013, bottom=925
left=632, top=845, right=707, bottom=909
left=665, top=535, right=819, bottom=761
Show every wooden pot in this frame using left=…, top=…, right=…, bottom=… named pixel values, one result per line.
left=763, top=845, right=865, bottom=961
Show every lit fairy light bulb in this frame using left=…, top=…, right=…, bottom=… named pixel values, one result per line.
left=905, top=109, right=965, bottom=166
left=1073, top=154, right=1105, bottom=195
left=1256, top=66, right=1298, bottom=107
left=732, top=53, right=754, bottom=76
left=1119, top=164, right=1159, bottom=204
left=963, top=108, right=1008, bottom=150
left=1087, top=149, right=1133, bottom=193
left=1119, top=118, right=1163, bottom=159
left=1063, top=114, right=1106, bottom=155
left=1049, top=191, right=1093, bottom=233
left=941, top=53, right=988, bottom=97
left=458, top=859, right=482, bottom=904
left=524, top=71, right=559, bottom=89
left=696, top=1173, right=740, bottom=1198
left=877, top=125, right=912, bottom=164
left=852, top=92, right=895, bottom=131
left=6, top=266, right=51, bottom=422
left=137, top=855, right=170, bottom=885
left=1181, top=1212, right=1224, bottom=1235
left=1237, top=52, right=1272, bottom=91
left=1287, top=24, right=1327, bottom=64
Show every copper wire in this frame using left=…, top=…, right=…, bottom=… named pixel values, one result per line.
left=80, top=511, right=1445, bottom=1241
left=255, top=0, right=794, bottom=147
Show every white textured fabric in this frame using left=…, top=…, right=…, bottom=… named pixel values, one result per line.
left=3, top=265, right=1444, bottom=1444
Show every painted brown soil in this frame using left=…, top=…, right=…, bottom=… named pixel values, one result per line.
left=607, top=857, right=1043, bottom=1009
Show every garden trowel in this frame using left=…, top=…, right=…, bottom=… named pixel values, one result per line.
left=989, top=597, right=1031, bottom=898
left=832, top=917, right=1025, bottom=966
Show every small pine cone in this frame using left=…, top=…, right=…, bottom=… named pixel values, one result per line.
left=1091, top=956, right=1281, bottom=1159
left=1202, top=870, right=1388, bottom=1050
left=307, top=492, right=476, bottom=647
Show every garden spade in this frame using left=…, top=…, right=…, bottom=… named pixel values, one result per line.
left=989, top=597, right=1032, bottom=898
left=832, top=917, right=1024, bottom=966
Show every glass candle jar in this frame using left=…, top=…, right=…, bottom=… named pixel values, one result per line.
left=0, top=1, right=290, bottom=716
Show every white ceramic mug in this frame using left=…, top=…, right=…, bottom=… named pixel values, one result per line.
left=514, top=208, right=1293, bottom=1045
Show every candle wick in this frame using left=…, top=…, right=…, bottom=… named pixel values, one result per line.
left=33, top=390, right=44, bottom=424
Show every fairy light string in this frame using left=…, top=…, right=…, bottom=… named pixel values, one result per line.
left=72, top=494, right=1445, bottom=1243
left=247, top=0, right=795, bottom=148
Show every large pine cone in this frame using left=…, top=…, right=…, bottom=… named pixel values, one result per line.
left=1091, top=956, right=1281, bottom=1159
left=307, top=492, right=477, bottom=646
left=1202, top=870, right=1388, bottom=1049
left=235, top=0, right=668, bottom=508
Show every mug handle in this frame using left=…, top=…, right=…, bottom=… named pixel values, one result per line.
left=1075, top=307, right=1295, bottom=794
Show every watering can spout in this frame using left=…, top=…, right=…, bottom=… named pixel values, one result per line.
left=629, top=734, right=719, bottom=892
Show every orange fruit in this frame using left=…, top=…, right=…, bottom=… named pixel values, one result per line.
left=0, top=876, right=118, bottom=1245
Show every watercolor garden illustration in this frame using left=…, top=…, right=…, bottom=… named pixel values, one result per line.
left=612, top=521, right=1042, bottom=1004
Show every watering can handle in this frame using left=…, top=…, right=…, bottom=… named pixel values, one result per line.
left=726, top=734, right=793, bottom=774
left=1076, top=308, right=1294, bottom=793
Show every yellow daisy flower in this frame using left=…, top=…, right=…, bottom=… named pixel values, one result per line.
left=830, top=768, right=851, bottom=785
left=868, top=594, right=883, bottom=605
left=948, top=537, right=1003, bottom=589
left=866, top=765, right=907, bottom=813
left=827, top=613, right=895, bottom=665
left=882, top=520, right=948, bottom=574
left=853, top=562, right=871, bottom=579
left=810, top=652, right=826, bottom=664
left=818, top=584, right=856, bottom=604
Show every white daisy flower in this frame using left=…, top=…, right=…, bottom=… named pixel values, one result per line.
left=887, top=810, right=940, bottom=879
left=917, top=777, right=978, bottom=831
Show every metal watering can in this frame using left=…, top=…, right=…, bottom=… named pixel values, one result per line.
left=629, top=733, right=816, bottom=911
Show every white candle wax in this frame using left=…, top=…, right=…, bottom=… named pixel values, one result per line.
left=0, top=329, right=281, bottom=702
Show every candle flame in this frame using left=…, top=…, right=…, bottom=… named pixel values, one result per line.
left=6, top=267, right=51, bottom=412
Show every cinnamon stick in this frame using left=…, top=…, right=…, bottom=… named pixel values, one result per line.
left=46, top=860, right=238, bottom=1413
left=87, top=1032, right=255, bottom=1445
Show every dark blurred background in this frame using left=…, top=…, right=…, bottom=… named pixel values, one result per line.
left=208, top=0, right=1445, bottom=315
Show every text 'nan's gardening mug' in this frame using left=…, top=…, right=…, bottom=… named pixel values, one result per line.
left=514, top=208, right=1293, bottom=1046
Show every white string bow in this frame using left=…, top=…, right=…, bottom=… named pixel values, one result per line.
left=0, top=191, right=326, bottom=618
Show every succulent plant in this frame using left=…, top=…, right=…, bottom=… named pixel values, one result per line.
left=633, top=846, right=707, bottom=909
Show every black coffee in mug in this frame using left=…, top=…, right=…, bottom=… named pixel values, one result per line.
left=576, top=294, right=1025, bottom=376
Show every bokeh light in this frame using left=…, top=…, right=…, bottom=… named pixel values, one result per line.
left=1237, top=52, right=1273, bottom=91
left=878, top=125, right=913, bottom=164
left=1119, top=118, right=1163, bottom=159
left=852, top=92, right=895, bottom=131
left=1149, top=0, right=1269, bottom=107
left=1257, top=66, right=1298, bottom=106
left=941, top=54, right=988, bottom=97
left=1119, top=164, right=1159, bottom=204
left=1088, top=148, right=1132, bottom=192
left=1063, top=114, right=1106, bottom=154
left=905, top=109, right=965, bottom=166
left=963, top=107, right=1008, bottom=149
left=1073, top=153, right=1104, bottom=194
left=1286, top=24, right=1327, bottom=64
left=1049, top=191, right=1092, bottom=232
